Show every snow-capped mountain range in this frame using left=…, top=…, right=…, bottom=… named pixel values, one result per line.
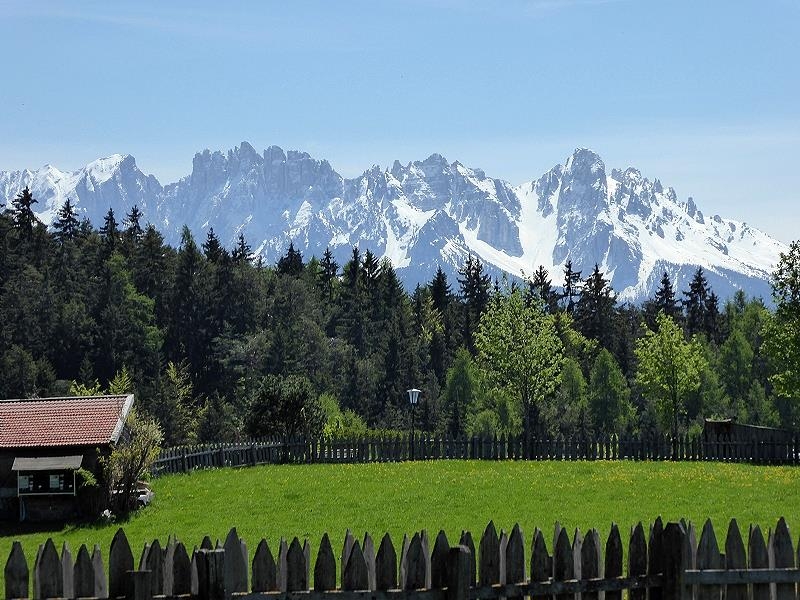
left=0, top=143, right=786, bottom=302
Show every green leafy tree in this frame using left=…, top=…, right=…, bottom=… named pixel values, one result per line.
left=763, top=240, right=800, bottom=407
left=542, top=357, right=590, bottom=437
left=475, top=288, right=564, bottom=445
left=589, top=348, right=633, bottom=434
left=635, top=312, right=708, bottom=437
left=439, top=347, right=480, bottom=437
left=246, top=374, right=325, bottom=438
left=103, top=407, right=163, bottom=515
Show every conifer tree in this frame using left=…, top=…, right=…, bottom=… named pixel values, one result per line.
left=52, top=198, right=80, bottom=244
left=276, top=241, right=304, bottom=276
left=318, top=247, right=339, bottom=303
left=683, top=267, right=709, bottom=337
left=458, top=255, right=491, bottom=353
left=10, top=186, right=39, bottom=242
left=202, top=227, right=224, bottom=263
left=123, top=205, right=144, bottom=243
left=654, top=271, right=679, bottom=318
left=99, top=207, right=119, bottom=252
left=574, top=264, right=616, bottom=349
left=562, top=260, right=582, bottom=314
left=232, top=232, right=251, bottom=263
left=528, top=265, right=559, bottom=313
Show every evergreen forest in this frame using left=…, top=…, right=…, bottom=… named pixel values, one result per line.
left=2, top=187, right=800, bottom=445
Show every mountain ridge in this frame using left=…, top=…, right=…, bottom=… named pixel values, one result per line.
left=0, top=143, right=785, bottom=303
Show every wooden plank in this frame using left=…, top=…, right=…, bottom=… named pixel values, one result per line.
left=313, top=533, right=336, bottom=591
left=662, top=522, right=688, bottom=600
left=92, top=544, right=108, bottom=599
left=458, top=531, right=476, bottom=588
left=505, top=524, right=525, bottom=600
left=73, top=544, right=95, bottom=599
left=400, top=534, right=410, bottom=589
left=572, top=528, right=583, bottom=581
left=628, top=523, right=647, bottom=600
left=144, top=539, right=163, bottom=596
left=581, top=530, right=600, bottom=600
left=163, top=538, right=176, bottom=596
left=33, top=538, right=62, bottom=600
left=554, top=527, right=574, bottom=600
left=195, top=549, right=225, bottom=600
left=279, top=538, right=289, bottom=592
left=172, top=542, right=193, bottom=596
left=342, top=530, right=355, bottom=585
left=499, top=530, right=508, bottom=585
left=5, top=540, right=29, bottom=600
left=505, top=524, right=525, bottom=585
left=748, top=525, right=769, bottom=600
left=201, top=536, right=214, bottom=551
left=683, top=570, right=800, bottom=585
left=375, top=533, right=398, bottom=591
left=696, top=519, right=722, bottom=600
left=530, top=528, right=550, bottom=600
left=404, top=533, right=427, bottom=591
left=770, top=517, right=795, bottom=600
left=224, top=527, right=249, bottom=596
left=252, top=539, right=278, bottom=593
left=447, top=546, right=472, bottom=600
left=723, top=519, right=746, bottom=600
left=648, top=517, right=664, bottom=600
left=604, top=524, right=623, bottom=600
left=109, top=528, right=134, bottom=600
left=431, top=531, right=450, bottom=589
left=286, top=538, right=308, bottom=592
left=61, top=542, right=74, bottom=600
left=422, top=530, right=432, bottom=589
left=364, top=533, right=377, bottom=591
left=344, top=541, right=370, bottom=591
left=479, top=521, right=501, bottom=586
left=303, top=541, right=311, bottom=588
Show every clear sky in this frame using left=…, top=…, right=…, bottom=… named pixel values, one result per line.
left=1, top=0, right=798, bottom=243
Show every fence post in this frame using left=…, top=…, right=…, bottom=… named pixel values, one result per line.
left=447, top=546, right=471, bottom=600
left=196, top=549, right=225, bottom=600
left=663, top=523, right=688, bottom=600
left=126, top=570, right=152, bottom=600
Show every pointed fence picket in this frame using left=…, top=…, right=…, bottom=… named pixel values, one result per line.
left=4, top=518, right=800, bottom=600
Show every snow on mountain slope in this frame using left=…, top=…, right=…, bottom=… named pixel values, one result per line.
left=0, top=143, right=787, bottom=302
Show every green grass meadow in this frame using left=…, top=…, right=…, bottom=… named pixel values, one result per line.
left=2, top=460, right=799, bottom=578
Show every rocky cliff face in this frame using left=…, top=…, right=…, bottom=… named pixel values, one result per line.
left=1, top=143, right=785, bottom=302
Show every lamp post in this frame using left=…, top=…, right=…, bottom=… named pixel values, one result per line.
left=407, top=388, right=420, bottom=460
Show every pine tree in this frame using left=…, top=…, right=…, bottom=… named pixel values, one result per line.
left=276, top=241, right=304, bottom=276
left=318, top=247, right=339, bottom=303
left=682, top=267, right=709, bottom=337
left=202, top=228, right=224, bottom=263
left=52, top=198, right=80, bottom=244
left=458, top=255, right=491, bottom=353
left=562, top=260, right=582, bottom=314
left=654, top=271, right=678, bottom=318
left=574, top=264, right=616, bottom=349
left=99, top=207, right=119, bottom=252
left=528, top=265, right=559, bottom=313
left=123, top=205, right=144, bottom=242
left=10, top=186, right=40, bottom=242
left=232, top=232, right=251, bottom=263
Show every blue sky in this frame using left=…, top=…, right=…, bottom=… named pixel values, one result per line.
left=1, top=0, right=798, bottom=242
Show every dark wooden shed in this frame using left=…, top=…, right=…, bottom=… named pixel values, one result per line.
left=0, top=394, right=134, bottom=521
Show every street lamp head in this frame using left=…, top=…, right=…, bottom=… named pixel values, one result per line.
left=407, top=388, right=421, bottom=406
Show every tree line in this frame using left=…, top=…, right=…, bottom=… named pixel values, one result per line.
left=2, top=187, right=799, bottom=445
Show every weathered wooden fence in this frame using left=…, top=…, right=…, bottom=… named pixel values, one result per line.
left=152, top=433, right=800, bottom=475
left=4, top=517, right=799, bottom=600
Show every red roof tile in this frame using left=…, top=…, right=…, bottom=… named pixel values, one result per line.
left=0, top=395, right=134, bottom=448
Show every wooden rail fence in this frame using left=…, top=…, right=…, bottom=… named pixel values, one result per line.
left=4, top=517, right=800, bottom=600
left=152, top=433, right=800, bottom=476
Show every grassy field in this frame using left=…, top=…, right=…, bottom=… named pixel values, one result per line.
left=2, top=460, right=798, bottom=575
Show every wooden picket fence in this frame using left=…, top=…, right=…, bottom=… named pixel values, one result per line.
left=4, top=517, right=800, bottom=600
left=152, top=432, right=800, bottom=476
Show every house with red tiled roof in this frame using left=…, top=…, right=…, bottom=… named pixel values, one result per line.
left=0, top=394, right=134, bottom=521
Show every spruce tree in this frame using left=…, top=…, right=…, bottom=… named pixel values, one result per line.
left=52, top=198, right=80, bottom=244
left=654, top=271, right=678, bottom=318
left=123, top=205, right=144, bottom=243
left=202, top=227, right=224, bottom=263
left=276, top=241, right=304, bottom=276
left=574, top=264, right=616, bottom=350
left=99, top=207, right=119, bottom=252
left=562, top=260, right=582, bottom=314
left=10, top=186, right=39, bottom=242
left=683, top=267, right=709, bottom=337
left=528, top=265, right=559, bottom=313
left=232, top=232, right=251, bottom=263
left=318, top=247, right=339, bottom=303
left=458, top=255, right=491, bottom=353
